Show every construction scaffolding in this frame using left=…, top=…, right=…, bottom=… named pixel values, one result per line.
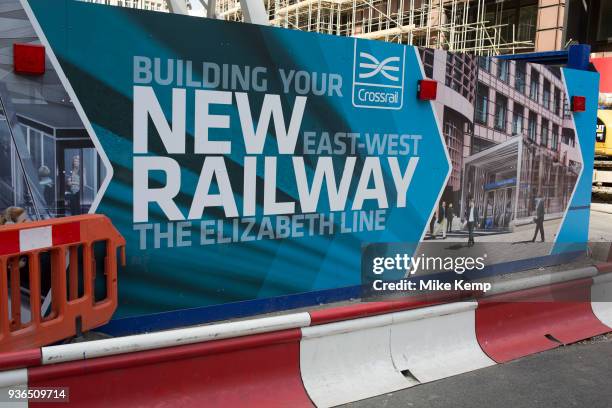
left=216, top=0, right=533, bottom=55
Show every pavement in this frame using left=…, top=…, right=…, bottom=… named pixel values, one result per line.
left=416, top=216, right=570, bottom=274
left=588, top=203, right=612, bottom=260
left=426, top=201, right=612, bottom=243
left=475, top=218, right=560, bottom=243
left=591, top=202, right=612, bottom=215
left=344, top=334, right=612, bottom=408
left=426, top=218, right=561, bottom=243
left=416, top=205, right=612, bottom=267
left=589, top=203, right=612, bottom=242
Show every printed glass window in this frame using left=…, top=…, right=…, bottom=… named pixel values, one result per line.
left=515, top=62, right=526, bottom=93
left=552, top=124, right=559, bottom=150
left=478, top=56, right=491, bottom=72
left=563, top=128, right=575, bottom=147
left=0, top=114, right=14, bottom=209
left=530, top=70, right=539, bottom=101
left=41, top=134, right=56, bottom=213
left=27, top=128, right=42, bottom=170
left=512, top=104, right=524, bottom=135
left=497, top=60, right=509, bottom=83
left=554, top=88, right=561, bottom=116
left=494, top=93, right=508, bottom=131
left=420, top=49, right=434, bottom=78
left=541, top=119, right=549, bottom=146
left=528, top=111, right=537, bottom=141
left=543, top=79, right=551, bottom=110
left=476, top=84, right=489, bottom=124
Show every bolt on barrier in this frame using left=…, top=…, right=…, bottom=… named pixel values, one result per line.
left=0, top=215, right=125, bottom=352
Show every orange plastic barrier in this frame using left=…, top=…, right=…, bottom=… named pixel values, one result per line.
left=0, top=215, right=125, bottom=352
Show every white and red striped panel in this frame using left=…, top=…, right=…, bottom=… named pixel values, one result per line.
left=0, top=222, right=80, bottom=256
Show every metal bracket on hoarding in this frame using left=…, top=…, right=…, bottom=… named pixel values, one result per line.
left=166, top=0, right=190, bottom=15
left=496, top=44, right=591, bottom=71
left=238, top=0, right=269, bottom=25
left=166, top=0, right=268, bottom=25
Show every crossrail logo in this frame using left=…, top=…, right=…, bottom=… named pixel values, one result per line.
left=358, top=53, right=401, bottom=81
left=352, top=39, right=405, bottom=110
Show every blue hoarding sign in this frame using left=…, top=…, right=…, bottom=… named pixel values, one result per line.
left=20, top=0, right=598, bottom=332
left=24, top=0, right=449, bottom=320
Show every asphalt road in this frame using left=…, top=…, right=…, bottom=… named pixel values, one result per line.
left=344, top=335, right=612, bottom=408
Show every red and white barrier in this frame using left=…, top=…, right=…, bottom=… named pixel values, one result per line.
left=1, top=264, right=612, bottom=407
left=300, top=314, right=416, bottom=407
left=591, top=272, right=612, bottom=328
left=41, top=312, right=311, bottom=364
left=0, top=222, right=80, bottom=256
left=475, top=267, right=609, bottom=363
left=30, top=330, right=314, bottom=408
left=390, top=301, right=495, bottom=383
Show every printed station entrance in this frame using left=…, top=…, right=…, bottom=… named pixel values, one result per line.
left=461, top=138, right=520, bottom=230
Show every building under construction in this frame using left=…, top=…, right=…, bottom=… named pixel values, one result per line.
left=217, top=0, right=566, bottom=55
left=83, top=0, right=567, bottom=55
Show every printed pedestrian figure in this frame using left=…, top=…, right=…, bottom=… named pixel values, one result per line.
left=38, top=165, right=54, bottom=213
left=67, top=156, right=81, bottom=215
left=446, top=203, right=454, bottom=233
left=531, top=197, right=545, bottom=242
left=435, top=201, right=447, bottom=239
left=429, top=212, right=436, bottom=238
left=465, top=198, right=478, bottom=247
